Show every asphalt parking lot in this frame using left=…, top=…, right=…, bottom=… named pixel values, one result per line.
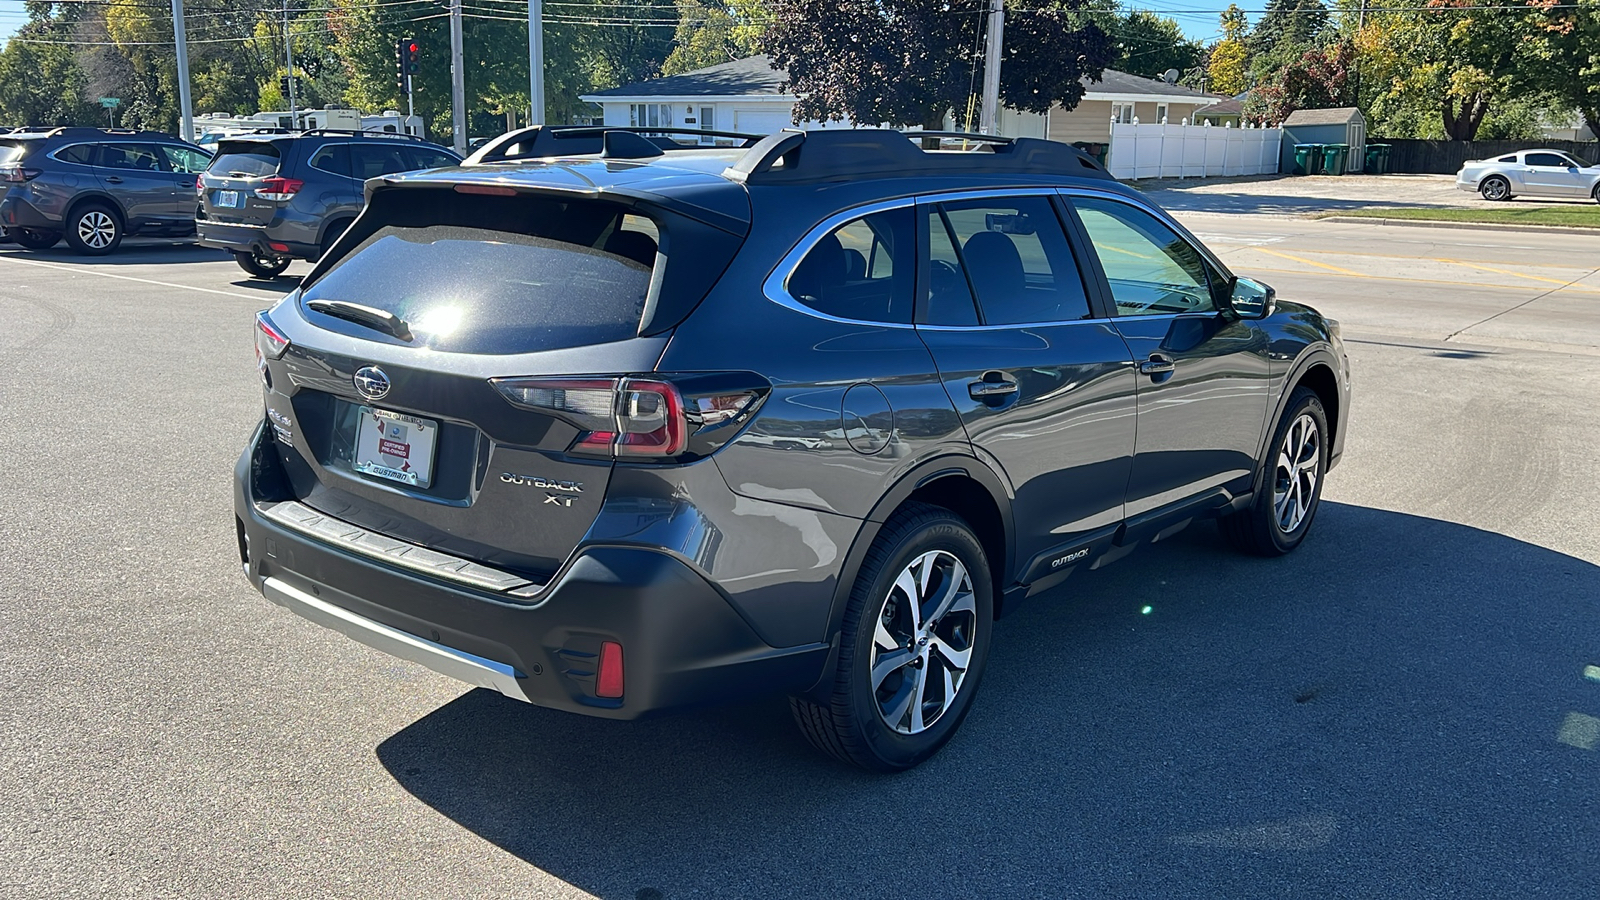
left=2, top=219, right=1598, bottom=898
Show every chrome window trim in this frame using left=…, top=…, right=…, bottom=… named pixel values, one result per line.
left=762, top=187, right=1076, bottom=330
left=307, top=140, right=360, bottom=180
left=1058, top=187, right=1234, bottom=317
left=46, top=142, right=100, bottom=168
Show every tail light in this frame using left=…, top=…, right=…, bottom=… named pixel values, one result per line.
left=255, top=176, right=303, bottom=201
left=255, top=311, right=290, bottom=385
left=195, top=174, right=204, bottom=192
left=1, top=166, right=41, bottom=182
left=491, top=373, right=768, bottom=462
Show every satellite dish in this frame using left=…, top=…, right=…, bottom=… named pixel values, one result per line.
left=1163, top=68, right=1180, bottom=84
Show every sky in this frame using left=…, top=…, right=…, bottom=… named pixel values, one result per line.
left=0, top=0, right=1232, bottom=57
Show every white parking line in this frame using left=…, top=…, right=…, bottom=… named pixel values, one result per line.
left=1190, top=232, right=1287, bottom=246
left=0, top=255, right=259, bottom=300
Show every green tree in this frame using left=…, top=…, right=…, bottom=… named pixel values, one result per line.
left=1113, top=10, right=1200, bottom=80
left=1356, top=0, right=1535, bottom=141
left=763, top=0, right=1116, bottom=130
left=1245, top=39, right=1354, bottom=124
left=1523, top=0, right=1600, bottom=139
left=0, top=18, right=98, bottom=126
left=663, top=0, right=771, bottom=75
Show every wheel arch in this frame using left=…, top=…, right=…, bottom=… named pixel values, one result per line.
left=1252, top=349, right=1342, bottom=496
left=64, top=192, right=127, bottom=227
left=317, top=213, right=355, bottom=248
left=823, top=456, right=1017, bottom=645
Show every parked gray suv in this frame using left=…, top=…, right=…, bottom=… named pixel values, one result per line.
left=0, top=127, right=211, bottom=254
left=196, top=130, right=459, bottom=278
left=235, top=126, right=1351, bottom=771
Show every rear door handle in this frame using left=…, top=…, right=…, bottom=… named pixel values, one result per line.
left=1139, top=354, right=1176, bottom=376
left=104, top=176, right=124, bottom=184
left=969, top=377, right=1018, bottom=399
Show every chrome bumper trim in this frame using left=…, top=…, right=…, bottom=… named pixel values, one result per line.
left=261, top=576, right=530, bottom=702
left=258, top=500, right=542, bottom=595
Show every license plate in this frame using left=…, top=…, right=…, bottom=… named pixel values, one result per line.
left=354, top=407, right=437, bottom=488
left=215, top=190, right=241, bottom=209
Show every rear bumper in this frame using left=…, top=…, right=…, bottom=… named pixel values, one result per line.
left=0, top=195, right=56, bottom=230
left=234, top=423, right=828, bottom=718
left=197, top=220, right=317, bottom=261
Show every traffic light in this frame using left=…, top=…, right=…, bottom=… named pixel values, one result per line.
left=279, top=75, right=293, bottom=98
left=396, top=37, right=419, bottom=96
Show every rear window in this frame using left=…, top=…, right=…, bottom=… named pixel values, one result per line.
left=302, top=212, right=658, bottom=355
left=0, top=141, right=29, bottom=165
left=209, top=142, right=280, bottom=178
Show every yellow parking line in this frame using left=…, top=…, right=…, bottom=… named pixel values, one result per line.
left=1235, top=265, right=1600, bottom=294
left=1291, top=247, right=1592, bottom=271
left=1254, top=247, right=1366, bottom=276
left=1438, top=258, right=1595, bottom=289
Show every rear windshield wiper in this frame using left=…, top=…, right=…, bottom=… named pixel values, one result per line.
left=306, top=299, right=414, bottom=342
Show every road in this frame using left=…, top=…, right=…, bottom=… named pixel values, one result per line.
left=1, top=218, right=1598, bottom=899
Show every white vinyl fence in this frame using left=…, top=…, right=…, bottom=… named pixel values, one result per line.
left=1107, top=120, right=1282, bottom=180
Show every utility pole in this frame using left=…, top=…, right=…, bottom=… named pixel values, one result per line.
left=528, top=0, right=544, bottom=125
left=979, top=0, right=1004, bottom=135
left=450, top=0, right=466, bottom=152
left=170, top=0, right=194, bottom=141
left=283, top=0, right=297, bottom=127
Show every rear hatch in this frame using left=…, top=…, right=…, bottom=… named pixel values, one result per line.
left=258, top=177, right=748, bottom=583
left=201, top=139, right=286, bottom=225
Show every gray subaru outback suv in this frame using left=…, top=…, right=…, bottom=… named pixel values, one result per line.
left=197, top=129, right=459, bottom=278
left=235, top=126, right=1351, bottom=771
left=0, top=127, right=211, bottom=254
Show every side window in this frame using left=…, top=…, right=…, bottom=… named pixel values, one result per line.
left=406, top=148, right=457, bottom=170
left=924, top=209, right=978, bottom=326
left=349, top=143, right=412, bottom=179
left=308, top=144, right=353, bottom=178
left=100, top=143, right=165, bottom=171
left=160, top=145, right=209, bottom=174
left=55, top=144, right=96, bottom=165
left=1497, top=155, right=1517, bottom=163
left=1527, top=153, right=1570, bottom=168
left=929, top=196, right=1092, bottom=325
left=786, top=206, right=914, bottom=324
left=1074, top=196, right=1215, bottom=316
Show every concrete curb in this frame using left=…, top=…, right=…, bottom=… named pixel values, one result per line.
left=1319, top=215, right=1600, bottom=237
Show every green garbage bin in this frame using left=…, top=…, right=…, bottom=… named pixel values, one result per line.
left=1292, top=143, right=1316, bottom=175
left=1304, top=143, right=1325, bottom=175
left=1322, top=143, right=1348, bottom=175
left=1071, top=141, right=1108, bottom=166
left=1365, top=143, right=1391, bottom=174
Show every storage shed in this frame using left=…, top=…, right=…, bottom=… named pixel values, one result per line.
left=1279, top=107, right=1366, bottom=174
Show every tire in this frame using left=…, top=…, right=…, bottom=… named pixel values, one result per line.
left=9, top=228, right=60, bottom=250
left=1592, top=184, right=1599, bottom=205
left=319, top=219, right=351, bottom=261
left=1220, top=386, right=1329, bottom=557
left=790, top=502, right=994, bottom=772
left=233, top=249, right=291, bottom=279
left=1479, top=176, right=1511, bottom=202
left=63, top=203, right=122, bottom=255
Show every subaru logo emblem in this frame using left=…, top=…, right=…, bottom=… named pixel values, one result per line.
left=353, top=365, right=391, bottom=401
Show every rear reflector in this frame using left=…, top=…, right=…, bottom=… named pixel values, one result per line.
left=596, top=641, right=624, bottom=698
left=268, top=242, right=290, bottom=253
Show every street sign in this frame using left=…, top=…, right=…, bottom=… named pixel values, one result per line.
left=99, top=97, right=121, bottom=108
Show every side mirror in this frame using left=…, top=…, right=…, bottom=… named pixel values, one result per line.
left=1225, top=276, right=1276, bottom=320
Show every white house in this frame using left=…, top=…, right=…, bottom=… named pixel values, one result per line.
left=580, top=55, right=1221, bottom=145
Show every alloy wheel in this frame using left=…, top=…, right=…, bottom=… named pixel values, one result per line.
left=1481, top=179, right=1508, bottom=201
left=1273, top=413, right=1320, bottom=533
left=77, top=211, right=116, bottom=249
left=869, top=549, right=977, bottom=735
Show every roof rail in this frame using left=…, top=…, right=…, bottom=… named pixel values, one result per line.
left=298, top=128, right=430, bottom=142
left=463, top=125, right=762, bottom=165
left=723, top=128, right=1112, bottom=184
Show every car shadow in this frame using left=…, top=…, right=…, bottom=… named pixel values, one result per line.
left=0, top=242, right=228, bottom=265
left=375, top=502, right=1600, bottom=898
left=228, top=276, right=303, bottom=294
